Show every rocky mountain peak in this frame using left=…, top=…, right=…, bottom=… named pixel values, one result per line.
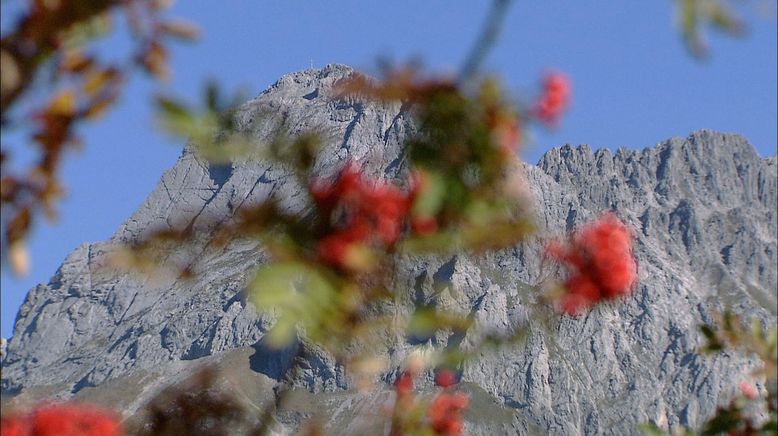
left=1, top=66, right=775, bottom=435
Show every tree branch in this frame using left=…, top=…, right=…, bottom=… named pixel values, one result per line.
left=458, top=0, right=514, bottom=85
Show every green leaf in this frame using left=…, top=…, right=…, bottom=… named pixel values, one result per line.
left=156, top=96, right=188, bottom=119
left=206, top=80, right=219, bottom=112
left=750, top=318, right=763, bottom=340
left=402, top=231, right=458, bottom=253
left=722, top=311, right=735, bottom=332
left=250, top=262, right=339, bottom=348
left=767, top=329, right=777, bottom=358
left=677, top=0, right=706, bottom=57
left=701, top=406, right=742, bottom=435
left=708, top=2, right=742, bottom=35
left=699, top=324, right=716, bottom=340
left=411, top=170, right=446, bottom=218
left=408, top=308, right=438, bottom=339
left=761, top=420, right=777, bottom=432
left=464, top=199, right=492, bottom=226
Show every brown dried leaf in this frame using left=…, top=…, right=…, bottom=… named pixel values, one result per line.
left=158, top=20, right=200, bottom=40
left=59, top=50, right=93, bottom=74
left=83, top=70, right=107, bottom=96
left=141, top=41, right=169, bottom=81
left=84, top=98, right=112, bottom=120
left=48, top=89, right=77, bottom=116
left=7, top=207, right=31, bottom=244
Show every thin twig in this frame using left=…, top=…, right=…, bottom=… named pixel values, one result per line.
left=458, top=0, right=514, bottom=85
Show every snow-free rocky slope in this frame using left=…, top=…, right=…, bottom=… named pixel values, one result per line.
left=2, top=65, right=776, bottom=435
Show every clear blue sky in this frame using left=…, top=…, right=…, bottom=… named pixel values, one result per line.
left=1, top=1, right=776, bottom=338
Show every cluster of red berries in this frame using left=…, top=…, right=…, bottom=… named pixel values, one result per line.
left=533, top=71, right=571, bottom=127
left=394, top=371, right=415, bottom=398
left=739, top=381, right=759, bottom=400
left=310, top=163, right=411, bottom=270
left=310, top=163, right=451, bottom=271
left=428, top=391, right=469, bottom=435
left=392, top=369, right=469, bottom=436
left=429, top=369, right=468, bottom=435
left=1, top=403, right=123, bottom=436
left=546, top=213, right=637, bottom=316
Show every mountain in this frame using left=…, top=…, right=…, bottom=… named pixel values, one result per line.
left=2, top=64, right=776, bottom=435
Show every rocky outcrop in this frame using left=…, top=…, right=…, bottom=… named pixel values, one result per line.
left=2, top=65, right=776, bottom=435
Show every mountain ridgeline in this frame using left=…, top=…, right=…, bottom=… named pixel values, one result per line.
left=2, top=65, right=776, bottom=435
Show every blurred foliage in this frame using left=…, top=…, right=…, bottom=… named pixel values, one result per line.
left=643, top=311, right=777, bottom=435
left=674, top=0, right=750, bottom=57
left=108, top=1, right=773, bottom=432
left=250, top=261, right=342, bottom=348
left=1, top=0, right=198, bottom=275
left=0, top=0, right=766, bottom=276
left=130, top=64, right=557, bottom=434
left=156, top=81, right=252, bottom=163
left=129, top=367, right=261, bottom=436
left=242, top=69, right=544, bottom=357
left=698, top=312, right=777, bottom=434
left=0, top=1, right=774, bottom=434
left=340, top=68, right=538, bottom=255
left=699, top=312, right=778, bottom=377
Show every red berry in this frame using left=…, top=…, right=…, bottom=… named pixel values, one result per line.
left=2, top=403, right=123, bottom=436
left=434, top=369, right=458, bottom=388
left=310, top=162, right=413, bottom=270
left=412, top=216, right=438, bottom=235
left=428, top=392, right=469, bottom=435
left=395, top=372, right=414, bottom=396
left=533, top=71, right=571, bottom=127
left=545, top=213, right=637, bottom=316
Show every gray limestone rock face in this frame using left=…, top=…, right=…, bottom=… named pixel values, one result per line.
left=1, top=65, right=776, bottom=435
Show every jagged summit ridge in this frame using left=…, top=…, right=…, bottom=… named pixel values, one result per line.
left=539, top=129, right=773, bottom=208
left=534, top=129, right=776, bottom=314
left=2, top=65, right=776, bottom=435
